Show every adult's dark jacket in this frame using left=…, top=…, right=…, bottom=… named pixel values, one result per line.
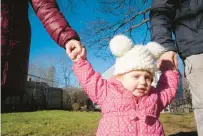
left=1, top=0, right=80, bottom=97
left=150, top=0, right=203, bottom=59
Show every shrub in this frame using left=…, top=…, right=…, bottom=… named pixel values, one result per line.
left=72, top=103, right=80, bottom=111
left=63, top=93, right=72, bottom=110
left=63, top=87, right=89, bottom=110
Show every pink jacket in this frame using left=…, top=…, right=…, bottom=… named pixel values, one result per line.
left=73, top=59, right=179, bottom=136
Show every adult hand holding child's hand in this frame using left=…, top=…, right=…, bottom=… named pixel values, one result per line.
left=65, top=39, right=86, bottom=62
left=157, top=51, right=178, bottom=71
left=65, top=39, right=82, bottom=60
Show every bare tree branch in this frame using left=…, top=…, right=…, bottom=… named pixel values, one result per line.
left=82, top=0, right=151, bottom=58
left=56, top=55, right=75, bottom=88
left=29, top=0, right=87, bottom=16
left=56, top=0, right=87, bottom=14
left=121, top=18, right=149, bottom=34
left=28, top=57, right=57, bottom=86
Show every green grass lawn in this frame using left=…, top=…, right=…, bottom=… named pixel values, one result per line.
left=1, top=110, right=196, bottom=136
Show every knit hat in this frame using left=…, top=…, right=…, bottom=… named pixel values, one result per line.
left=109, top=35, right=166, bottom=76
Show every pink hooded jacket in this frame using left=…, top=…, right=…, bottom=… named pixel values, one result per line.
left=73, top=59, right=179, bottom=136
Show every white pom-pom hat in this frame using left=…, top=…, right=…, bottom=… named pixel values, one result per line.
left=110, top=35, right=166, bottom=76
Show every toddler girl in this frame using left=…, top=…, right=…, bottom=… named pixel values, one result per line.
left=67, top=35, right=179, bottom=136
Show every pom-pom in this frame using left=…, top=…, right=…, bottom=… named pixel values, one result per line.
left=109, top=35, right=133, bottom=57
left=146, top=42, right=166, bottom=59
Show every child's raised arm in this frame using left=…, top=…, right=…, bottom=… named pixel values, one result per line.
left=156, top=60, right=179, bottom=111
left=72, top=58, right=108, bottom=107
left=66, top=44, right=108, bottom=106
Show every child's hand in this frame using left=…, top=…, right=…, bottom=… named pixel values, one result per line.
left=157, top=59, right=177, bottom=72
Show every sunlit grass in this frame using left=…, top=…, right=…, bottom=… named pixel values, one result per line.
left=1, top=111, right=196, bottom=136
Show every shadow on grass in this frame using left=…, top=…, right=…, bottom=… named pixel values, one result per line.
left=168, top=131, right=197, bottom=136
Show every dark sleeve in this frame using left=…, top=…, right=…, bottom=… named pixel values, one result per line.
left=30, top=0, right=80, bottom=48
left=150, top=0, right=178, bottom=52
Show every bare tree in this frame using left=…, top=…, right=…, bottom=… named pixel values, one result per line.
left=29, top=54, right=77, bottom=88
left=56, top=0, right=87, bottom=14
left=56, top=54, right=74, bottom=88
left=47, top=66, right=56, bottom=87
left=28, top=56, right=57, bottom=86
left=82, top=0, right=151, bottom=58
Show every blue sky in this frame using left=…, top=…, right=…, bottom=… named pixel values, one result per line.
left=28, top=1, right=115, bottom=86
left=29, top=1, right=114, bottom=71
left=28, top=0, right=184, bottom=87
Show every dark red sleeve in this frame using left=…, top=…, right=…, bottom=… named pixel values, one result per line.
left=31, top=0, right=80, bottom=48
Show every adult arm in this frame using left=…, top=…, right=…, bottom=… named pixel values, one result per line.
left=150, top=0, right=178, bottom=52
left=31, top=0, right=80, bottom=48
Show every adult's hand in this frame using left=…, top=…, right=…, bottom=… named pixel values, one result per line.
left=65, top=39, right=82, bottom=60
left=72, top=47, right=86, bottom=62
left=157, top=51, right=178, bottom=70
